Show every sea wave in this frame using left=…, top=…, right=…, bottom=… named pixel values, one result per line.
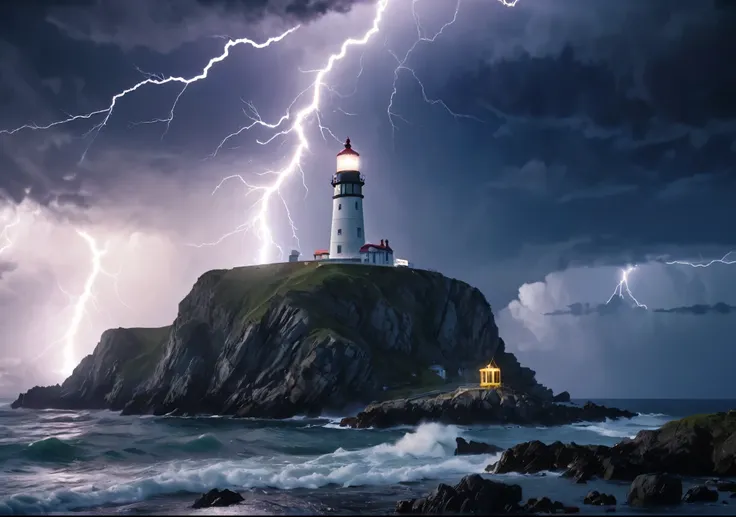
left=570, top=412, right=672, bottom=439
left=0, top=423, right=499, bottom=514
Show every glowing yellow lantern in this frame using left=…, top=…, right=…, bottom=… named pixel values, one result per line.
left=479, top=360, right=501, bottom=388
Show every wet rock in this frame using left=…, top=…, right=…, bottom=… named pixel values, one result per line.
left=488, top=411, right=736, bottom=481
left=395, top=474, right=523, bottom=514
left=341, top=387, right=635, bottom=429
left=553, top=391, right=571, bottom=403
left=583, top=491, right=616, bottom=506
left=192, top=488, right=244, bottom=509
left=683, top=485, right=719, bottom=503
left=454, top=437, right=504, bottom=456
left=627, top=474, right=682, bottom=507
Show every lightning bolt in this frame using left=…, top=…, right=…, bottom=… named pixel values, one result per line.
left=606, top=265, right=647, bottom=309
left=1, top=0, right=519, bottom=268
left=0, top=212, right=21, bottom=255
left=55, top=231, right=109, bottom=376
left=665, top=251, right=736, bottom=268
left=0, top=28, right=300, bottom=161
left=386, top=0, right=482, bottom=138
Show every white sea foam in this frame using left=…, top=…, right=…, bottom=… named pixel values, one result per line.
left=0, top=423, right=499, bottom=515
left=572, top=413, right=672, bottom=439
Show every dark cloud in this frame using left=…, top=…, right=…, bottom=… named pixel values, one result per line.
left=654, top=302, right=736, bottom=315
left=546, top=299, right=736, bottom=317
left=39, top=0, right=372, bottom=53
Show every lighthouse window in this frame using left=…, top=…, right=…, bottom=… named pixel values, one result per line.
left=357, top=227, right=362, bottom=238
left=337, top=245, right=342, bottom=254
left=355, top=201, right=358, bottom=210
left=337, top=229, right=342, bottom=236
left=338, top=203, right=342, bottom=210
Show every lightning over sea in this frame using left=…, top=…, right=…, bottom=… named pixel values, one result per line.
left=1, top=0, right=736, bottom=515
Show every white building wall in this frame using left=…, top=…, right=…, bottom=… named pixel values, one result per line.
left=330, top=195, right=365, bottom=259
left=361, top=249, right=393, bottom=265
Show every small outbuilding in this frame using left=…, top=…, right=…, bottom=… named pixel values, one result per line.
left=479, top=360, right=501, bottom=388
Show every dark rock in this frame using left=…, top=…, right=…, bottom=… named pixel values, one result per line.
left=583, top=491, right=616, bottom=506
left=343, top=387, right=635, bottom=429
left=454, top=437, right=503, bottom=456
left=523, top=496, right=570, bottom=514
left=683, top=485, right=719, bottom=503
left=14, top=264, right=556, bottom=417
left=395, top=499, right=414, bottom=514
left=489, top=411, right=736, bottom=481
left=395, top=474, right=523, bottom=514
left=553, top=391, right=571, bottom=403
left=192, top=489, right=244, bottom=509
left=716, top=481, right=736, bottom=492
left=627, top=474, right=682, bottom=507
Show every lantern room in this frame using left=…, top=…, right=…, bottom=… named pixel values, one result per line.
left=479, top=360, right=501, bottom=388
left=336, top=137, right=360, bottom=172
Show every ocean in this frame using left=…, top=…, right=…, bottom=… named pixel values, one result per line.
left=0, top=399, right=734, bottom=515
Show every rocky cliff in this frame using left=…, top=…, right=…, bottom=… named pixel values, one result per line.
left=12, top=262, right=553, bottom=417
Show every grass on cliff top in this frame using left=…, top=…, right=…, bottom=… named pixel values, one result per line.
left=211, top=261, right=440, bottom=323
left=661, top=411, right=736, bottom=433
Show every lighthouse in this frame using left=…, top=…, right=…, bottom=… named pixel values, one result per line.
left=329, top=138, right=366, bottom=259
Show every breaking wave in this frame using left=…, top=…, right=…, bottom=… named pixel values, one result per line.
left=0, top=423, right=499, bottom=514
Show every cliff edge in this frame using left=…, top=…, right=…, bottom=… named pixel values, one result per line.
left=12, top=262, right=553, bottom=417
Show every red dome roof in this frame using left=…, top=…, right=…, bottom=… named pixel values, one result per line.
left=337, top=137, right=359, bottom=157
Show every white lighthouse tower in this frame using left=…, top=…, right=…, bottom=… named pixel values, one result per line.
left=329, top=138, right=366, bottom=260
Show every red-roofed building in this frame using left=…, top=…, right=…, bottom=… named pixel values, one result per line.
left=360, top=239, right=394, bottom=266
left=313, top=249, right=330, bottom=260
left=307, top=138, right=412, bottom=268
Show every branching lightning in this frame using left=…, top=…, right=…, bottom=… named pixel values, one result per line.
left=0, top=0, right=520, bottom=373
left=386, top=0, right=483, bottom=138
left=606, top=265, right=648, bottom=309
left=0, top=27, right=300, bottom=161
left=665, top=251, right=736, bottom=268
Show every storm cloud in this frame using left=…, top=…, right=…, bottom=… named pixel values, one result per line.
left=0, top=0, right=734, bottom=398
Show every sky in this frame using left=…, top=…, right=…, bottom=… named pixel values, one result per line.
left=0, top=0, right=734, bottom=399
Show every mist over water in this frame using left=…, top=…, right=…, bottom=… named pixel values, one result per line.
left=0, top=399, right=734, bottom=515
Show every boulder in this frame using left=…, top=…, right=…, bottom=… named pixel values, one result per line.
left=683, top=485, right=719, bottom=503
left=454, top=437, right=504, bottom=456
left=627, top=474, right=682, bottom=507
left=192, top=488, right=244, bottom=509
left=583, top=491, right=616, bottom=506
left=553, top=391, right=571, bottom=403
left=395, top=474, right=523, bottom=514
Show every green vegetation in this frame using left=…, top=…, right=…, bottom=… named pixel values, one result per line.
left=661, top=411, right=736, bottom=434
left=121, top=326, right=171, bottom=381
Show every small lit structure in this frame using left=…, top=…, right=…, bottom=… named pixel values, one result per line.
left=479, top=360, right=501, bottom=388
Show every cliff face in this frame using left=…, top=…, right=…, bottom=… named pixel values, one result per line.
left=13, top=262, right=552, bottom=417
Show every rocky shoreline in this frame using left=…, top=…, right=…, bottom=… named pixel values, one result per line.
left=394, top=410, right=736, bottom=514
left=339, top=386, right=636, bottom=429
